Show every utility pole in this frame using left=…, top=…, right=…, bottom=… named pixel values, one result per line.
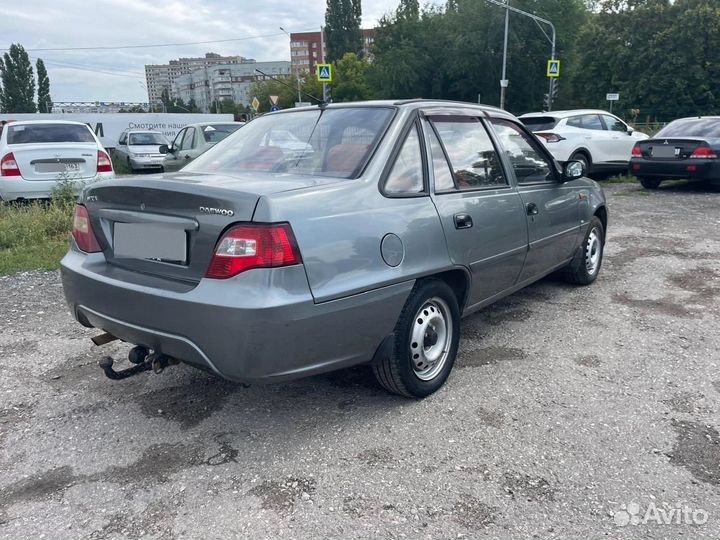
left=485, top=0, right=557, bottom=111
left=499, top=0, right=510, bottom=110
left=280, top=27, right=302, bottom=104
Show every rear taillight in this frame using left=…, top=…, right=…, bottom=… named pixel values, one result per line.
left=97, top=150, right=113, bottom=173
left=1, top=152, right=21, bottom=176
left=535, top=132, right=565, bottom=143
left=631, top=144, right=642, bottom=158
left=690, top=146, right=718, bottom=159
left=206, top=223, right=302, bottom=279
left=72, top=205, right=102, bottom=253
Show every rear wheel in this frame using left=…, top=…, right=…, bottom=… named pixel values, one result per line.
left=569, top=152, right=591, bottom=176
left=639, top=177, right=661, bottom=189
left=372, top=279, right=460, bottom=398
left=562, top=216, right=604, bottom=285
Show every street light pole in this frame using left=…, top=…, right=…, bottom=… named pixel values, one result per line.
left=499, top=0, right=510, bottom=110
left=280, top=27, right=302, bottom=104
left=485, top=0, right=557, bottom=111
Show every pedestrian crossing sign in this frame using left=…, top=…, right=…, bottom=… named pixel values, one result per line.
left=547, top=59, right=560, bottom=78
left=316, top=63, right=333, bottom=83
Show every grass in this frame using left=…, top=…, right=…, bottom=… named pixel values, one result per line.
left=111, top=152, right=132, bottom=176
left=0, top=180, right=76, bottom=275
left=603, top=173, right=639, bottom=184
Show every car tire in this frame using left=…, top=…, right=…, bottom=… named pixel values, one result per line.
left=562, top=216, right=605, bottom=285
left=569, top=152, right=591, bottom=175
left=372, top=278, right=461, bottom=398
left=639, top=177, right=661, bottom=189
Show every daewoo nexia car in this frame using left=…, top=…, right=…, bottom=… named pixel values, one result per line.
left=630, top=116, right=720, bottom=189
left=0, top=120, right=114, bottom=201
left=61, top=100, right=607, bottom=398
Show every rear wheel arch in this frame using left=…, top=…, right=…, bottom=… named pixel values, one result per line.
left=570, top=148, right=592, bottom=168
left=428, top=268, right=470, bottom=312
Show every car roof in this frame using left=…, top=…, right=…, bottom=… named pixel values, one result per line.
left=190, top=122, right=245, bottom=128
left=519, top=109, right=616, bottom=119
left=273, top=99, right=516, bottom=119
left=668, top=116, right=720, bottom=121
left=4, top=119, right=91, bottom=126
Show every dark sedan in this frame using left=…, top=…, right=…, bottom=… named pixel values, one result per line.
left=630, top=116, right=720, bottom=188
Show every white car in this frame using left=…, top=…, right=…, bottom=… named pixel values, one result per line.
left=0, top=120, right=114, bottom=202
left=519, top=109, right=648, bottom=174
left=113, top=130, right=169, bottom=174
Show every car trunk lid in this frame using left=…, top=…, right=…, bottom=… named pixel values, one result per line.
left=10, top=143, right=99, bottom=180
left=83, top=172, right=342, bottom=284
left=635, top=138, right=715, bottom=160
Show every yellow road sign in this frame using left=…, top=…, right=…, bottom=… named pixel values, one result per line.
left=251, top=97, right=260, bottom=111
left=547, top=59, right=560, bottom=78
left=316, top=63, right=333, bottom=83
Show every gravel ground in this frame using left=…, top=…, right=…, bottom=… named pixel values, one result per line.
left=1, top=181, right=719, bottom=540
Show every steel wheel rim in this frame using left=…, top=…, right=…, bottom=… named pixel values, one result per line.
left=410, top=297, right=453, bottom=381
left=585, top=227, right=601, bottom=275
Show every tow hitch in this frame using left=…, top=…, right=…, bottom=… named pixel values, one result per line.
left=97, top=343, right=180, bottom=380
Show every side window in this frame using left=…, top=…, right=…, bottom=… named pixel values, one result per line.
left=426, top=123, right=455, bottom=192
left=172, top=128, right=185, bottom=149
left=180, top=128, right=195, bottom=151
left=383, top=124, right=424, bottom=195
left=118, top=132, right=127, bottom=145
left=429, top=117, right=507, bottom=190
left=603, top=115, right=627, bottom=132
left=489, top=118, right=554, bottom=185
left=567, top=115, right=603, bottom=130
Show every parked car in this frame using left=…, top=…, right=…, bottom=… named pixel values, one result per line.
left=0, top=120, right=114, bottom=202
left=519, top=109, right=648, bottom=174
left=61, top=100, right=607, bottom=398
left=630, top=116, right=720, bottom=189
left=113, top=130, right=169, bottom=173
left=162, top=122, right=244, bottom=172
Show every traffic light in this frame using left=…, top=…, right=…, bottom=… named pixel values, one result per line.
left=551, top=80, right=559, bottom=101
left=543, top=93, right=550, bottom=111
left=322, top=84, right=332, bottom=104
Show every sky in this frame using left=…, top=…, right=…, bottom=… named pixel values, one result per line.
left=0, top=0, right=403, bottom=103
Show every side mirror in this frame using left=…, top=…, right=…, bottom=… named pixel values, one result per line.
left=563, top=160, right=584, bottom=181
left=158, top=144, right=169, bottom=154
left=627, top=128, right=634, bottom=135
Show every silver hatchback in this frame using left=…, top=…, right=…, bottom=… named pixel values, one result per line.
left=61, top=100, right=606, bottom=398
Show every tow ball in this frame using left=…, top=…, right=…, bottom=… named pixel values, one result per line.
left=97, top=344, right=180, bottom=380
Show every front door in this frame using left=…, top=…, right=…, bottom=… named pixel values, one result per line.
left=487, top=117, right=580, bottom=282
left=423, top=114, right=528, bottom=308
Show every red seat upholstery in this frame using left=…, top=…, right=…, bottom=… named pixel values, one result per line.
left=237, top=146, right=284, bottom=171
left=325, top=144, right=370, bottom=176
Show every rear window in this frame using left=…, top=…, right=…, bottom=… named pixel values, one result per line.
left=201, top=124, right=243, bottom=143
left=656, top=118, right=720, bottom=138
left=7, top=123, right=95, bottom=144
left=520, top=117, right=558, bottom=132
left=184, top=107, right=395, bottom=179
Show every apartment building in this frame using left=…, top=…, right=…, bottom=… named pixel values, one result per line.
left=172, top=61, right=291, bottom=112
left=289, top=29, right=375, bottom=74
left=145, top=53, right=254, bottom=105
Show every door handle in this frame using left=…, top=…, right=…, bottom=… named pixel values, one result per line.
left=184, top=154, right=191, bottom=159
left=454, top=213, right=473, bottom=229
left=526, top=203, right=539, bottom=216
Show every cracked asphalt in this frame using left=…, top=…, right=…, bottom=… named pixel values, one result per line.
left=1, top=180, right=719, bottom=539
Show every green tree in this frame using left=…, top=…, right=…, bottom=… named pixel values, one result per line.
left=0, top=44, right=37, bottom=113
left=36, top=58, right=52, bottom=113
left=325, top=0, right=363, bottom=62
left=333, top=53, right=371, bottom=102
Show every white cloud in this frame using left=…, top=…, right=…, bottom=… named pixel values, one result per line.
left=0, top=0, right=402, bottom=102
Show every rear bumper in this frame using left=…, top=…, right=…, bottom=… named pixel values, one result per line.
left=0, top=173, right=114, bottom=201
left=60, top=247, right=412, bottom=383
left=630, top=158, right=720, bottom=182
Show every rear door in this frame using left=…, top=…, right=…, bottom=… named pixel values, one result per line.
left=567, top=114, right=611, bottom=164
left=423, top=112, right=528, bottom=307
left=487, top=117, right=579, bottom=281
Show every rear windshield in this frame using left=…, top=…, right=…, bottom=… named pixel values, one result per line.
left=201, top=124, right=243, bottom=143
left=184, top=107, right=395, bottom=179
left=7, top=123, right=95, bottom=144
left=655, top=118, right=720, bottom=138
left=129, top=132, right=167, bottom=145
left=520, top=117, right=558, bottom=132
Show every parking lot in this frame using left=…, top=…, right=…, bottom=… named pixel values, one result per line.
left=0, top=180, right=719, bottom=539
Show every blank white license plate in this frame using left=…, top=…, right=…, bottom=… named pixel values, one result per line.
left=652, top=146, right=678, bottom=158
left=113, top=223, right=187, bottom=263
